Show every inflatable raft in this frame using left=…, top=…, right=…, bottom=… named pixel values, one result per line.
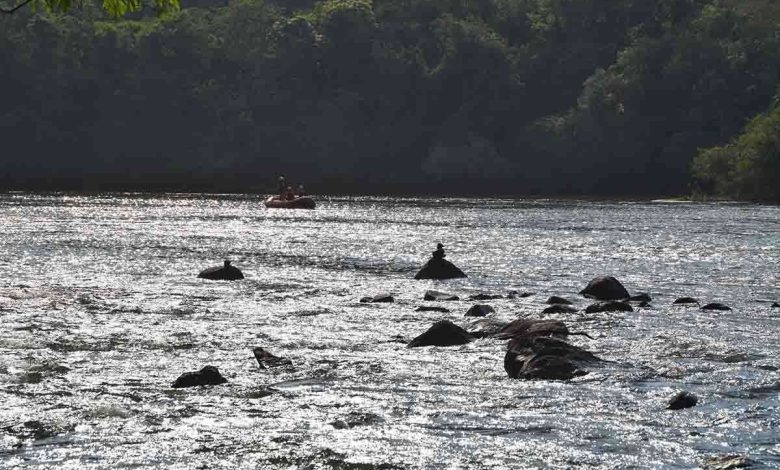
left=264, top=196, right=316, bottom=209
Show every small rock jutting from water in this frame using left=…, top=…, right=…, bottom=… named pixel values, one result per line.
left=414, top=243, right=467, bottom=280
left=701, top=302, right=732, bottom=311
left=198, top=260, right=244, bottom=280
left=585, top=301, right=634, bottom=313
left=546, top=296, right=572, bottom=305
left=407, top=320, right=472, bottom=348
left=415, top=306, right=450, bottom=313
left=667, top=391, right=698, bottom=410
left=629, top=293, right=652, bottom=302
left=465, top=304, right=495, bottom=317
left=772, top=302, right=780, bottom=308
left=171, top=365, right=227, bottom=388
left=702, top=454, right=755, bottom=470
left=252, top=347, right=292, bottom=369
left=543, top=304, right=578, bottom=314
left=423, top=290, right=459, bottom=301
left=508, top=291, right=534, bottom=298
left=468, top=293, right=503, bottom=300
left=673, top=297, right=699, bottom=305
left=360, top=293, right=394, bottom=303
left=579, top=276, right=630, bottom=301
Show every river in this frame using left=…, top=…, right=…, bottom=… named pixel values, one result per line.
left=1, top=193, right=778, bottom=468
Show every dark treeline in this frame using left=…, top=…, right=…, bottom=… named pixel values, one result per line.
left=1, top=0, right=778, bottom=200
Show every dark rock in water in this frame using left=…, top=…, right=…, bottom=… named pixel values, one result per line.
left=507, top=291, right=534, bottom=298
left=638, top=300, right=651, bottom=308
left=629, top=293, right=652, bottom=302
left=252, top=347, right=292, bottom=369
left=424, top=290, right=459, bottom=301
left=468, top=293, right=503, bottom=301
left=504, top=336, right=598, bottom=380
left=415, top=306, right=450, bottom=313
left=497, top=319, right=571, bottom=340
left=701, top=302, right=731, bottom=311
left=702, top=454, right=755, bottom=470
left=331, top=412, right=383, bottom=430
left=414, top=258, right=467, bottom=280
left=171, top=365, right=227, bottom=388
left=360, top=294, right=394, bottom=304
left=465, top=304, right=495, bottom=317
left=546, top=296, right=572, bottom=305
left=772, top=302, right=780, bottom=308
left=585, top=301, right=633, bottom=313
left=408, top=320, right=472, bottom=348
left=579, top=276, right=630, bottom=300
left=667, top=391, right=698, bottom=410
left=198, top=260, right=244, bottom=280
left=542, top=304, right=578, bottom=314
left=673, top=297, right=699, bottom=305
left=466, top=318, right=508, bottom=339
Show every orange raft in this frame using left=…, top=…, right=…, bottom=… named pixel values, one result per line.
left=264, top=196, right=316, bottom=209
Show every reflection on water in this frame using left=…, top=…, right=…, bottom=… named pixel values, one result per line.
left=0, top=193, right=779, bottom=468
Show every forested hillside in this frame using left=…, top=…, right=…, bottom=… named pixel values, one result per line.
left=1, top=0, right=778, bottom=200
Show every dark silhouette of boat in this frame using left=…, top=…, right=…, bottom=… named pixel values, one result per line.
left=264, top=196, right=315, bottom=209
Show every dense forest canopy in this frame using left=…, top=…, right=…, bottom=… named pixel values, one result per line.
left=0, top=0, right=778, bottom=200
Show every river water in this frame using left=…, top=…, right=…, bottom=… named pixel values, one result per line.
left=0, top=193, right=778, bottom=469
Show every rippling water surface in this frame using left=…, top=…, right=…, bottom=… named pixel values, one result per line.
left=1, top=193, right=778, bottom=469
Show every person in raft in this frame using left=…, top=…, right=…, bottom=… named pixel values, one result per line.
left=432, top=243, right=445, bottom=260
left=277, top=176, right=287, bottom=199
left=284, top=186, right=296, bottom=201
left=296, top=184, right=305, bottom=197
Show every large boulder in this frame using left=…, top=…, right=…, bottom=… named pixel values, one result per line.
left=171, top=365, right=227, bottom=388
left=407, top=320, right=472, bottom=348
left=579, top=276, right=629, bottom=300
left=465, top=304, right=495, bottom=317
left=414, top=258, right=467, bottom=280
left=198, top=260, right=244, bottom=280
left=504, top=336, right=598, bottom=380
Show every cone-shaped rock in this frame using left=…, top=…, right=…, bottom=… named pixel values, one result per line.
left=579, top=276, right=629, bottom=300
left=407, top=320, right=472, bottom=348
left=198, top=260, right=244, bottom=280
left=415, top=258, right=467, bottom=280
left=171, top=365, right=227, bottom=388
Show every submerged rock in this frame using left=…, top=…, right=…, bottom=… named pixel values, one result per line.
left=415, top=306, right=450, bottom=313
left=673, top=297, right=699, bottom=305
left=667, top=391, right=698, bottom=410
left=703, top=454, right=755, bottom=470
left=701, top=302, right=731, bottom=311
left=414, top=258, right=467, bottom=280
left=408, top=320, right=472, bottom=348
left=508, top=291, right=534, bottom=298
left=423, top=290, right=459, bottom=301
left=465, top=304, right=495, bottom=317
left=171, top=365, right=227, bottom=388
left=546, top=296, right=572, bottom=305
left=468, top=293, right=503, bottom=301
left=360, top=294, right=394, bottom=303
left=585, top=301, right=633, bottom=313
left=579, top=276, right=630, bottom=301
left=252, top=347, right=292, bottom=369
left=772, top=302, right=779, bottom=308
left=542, top=304, right=578, bottom=314
left=198, top=260, right=244, bottom=280
left=466, top=318, right=508, bottom=339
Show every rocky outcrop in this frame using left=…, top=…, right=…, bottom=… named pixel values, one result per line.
left=423, top=290, right=459, bottom=301
left=504, top=335, right=598, bottom=380
left=497, top=319, right=572, bottom=340
left=465, top=304, right=495, bottom=317
left=407, top=320, right=472, bottom=348
left=579, top=276, right=629, bottom=300
left=542, top=304, right=578, bottom=314
left=414, top=258, right=467, bottom=280
left=667, top=391, right=698, bottom=410
left=198, top=260, right=244, bottom=280
left=252, top=347, right=292, bottom=369
left=546, top=296, right=572, bottom=305
left=360, top=294, right=394, bottom=303
left=171, top=365, right=227, bottom=388
left=584, top=301, right=633, bottom=313
left=701, top=302, right=731, bottom=311
left=466, top=318, right=508, bottom=339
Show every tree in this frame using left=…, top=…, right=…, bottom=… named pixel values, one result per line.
left=1, top=0, right=178, bottom=16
